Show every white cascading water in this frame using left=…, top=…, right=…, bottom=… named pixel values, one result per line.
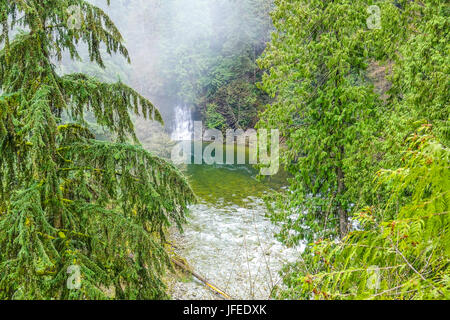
left=171, top=104, right=193, bottom=141
left=168, top=103, right=303, bottom=299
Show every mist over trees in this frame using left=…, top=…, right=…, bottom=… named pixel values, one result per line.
left=0, top=0, right=194, bottom=299
left=0, top=0, right=448, bottom=301
left=82, top=0, right=274, bottom=131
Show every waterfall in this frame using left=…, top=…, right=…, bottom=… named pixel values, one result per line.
left=171, top=104, right=193, bottom=141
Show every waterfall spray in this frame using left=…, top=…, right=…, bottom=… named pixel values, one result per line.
left=172, top=104, right=193, bottom=141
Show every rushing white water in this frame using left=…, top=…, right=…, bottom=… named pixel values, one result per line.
left=171, top=104, right=193, bottom=141
left=171, top=196, right=304, bottom=300
left=168, top=104, right=302, bottom=300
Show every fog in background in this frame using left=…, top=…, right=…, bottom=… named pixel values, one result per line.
left=59, top=0, right=273, bottom=141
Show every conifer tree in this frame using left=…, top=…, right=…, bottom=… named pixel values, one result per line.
left=281, top=127, right=449, bottom=300
left=258, top=0, right=381, bottom=239
left=261, top=0, right=449, bottom=300
left=389, top=0, right=449, bottom=145
left=0, top=0, right=194, bottom=299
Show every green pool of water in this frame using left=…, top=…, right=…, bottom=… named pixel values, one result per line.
left=168, top=142, right=302, bottom=299
left=178, top=142, right=288, bottom=205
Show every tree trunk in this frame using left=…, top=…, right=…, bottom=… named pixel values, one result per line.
left=336, top=165, right=348, bottom=238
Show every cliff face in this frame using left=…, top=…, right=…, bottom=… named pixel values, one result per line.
left=367, top=60, right=393, bottom=103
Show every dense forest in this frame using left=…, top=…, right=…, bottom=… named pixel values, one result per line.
left=68, top=0, right=274, bottom=131
left=260, top=0, right=449, bottom=299
left=0, top=0, right=448, bottom=300
left=0, top=0, right=195, bottom=299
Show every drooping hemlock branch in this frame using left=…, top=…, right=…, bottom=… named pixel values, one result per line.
left=0, top=0, right=195, bottom=299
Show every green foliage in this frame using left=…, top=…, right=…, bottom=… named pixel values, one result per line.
left=260, top=0, right=449, bottom=300
left=278, top=128, right=449, bottom=300
left=202, top=78, right=267, bottom=130
left=86, top=0, right=273, bottom=130
left=205, top=103, right=226, bottom=131
left=136, top=0, right=273, bottom=130
left=198, top=0, right=273, bottom=130
left=0, top=0, right=194, bottom=299
left=258, top=0, right=382, bottom=239
left=390, top=0, right=450, bottom=146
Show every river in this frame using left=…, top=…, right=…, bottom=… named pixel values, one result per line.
left=170, top=159, right=303, bottom=300
left=140, top=105, right=303, bottom=299
left=161, top=105, right=301, bottom=299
